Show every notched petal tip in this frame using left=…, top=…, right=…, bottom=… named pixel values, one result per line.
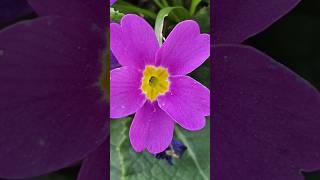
left=129, top=102, right=174, bottom=154
left=156, top=20, right=210, bottom=75
left=110, top=14, right=159, bottom=69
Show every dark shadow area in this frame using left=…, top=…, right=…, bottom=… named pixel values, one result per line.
left=26, top=166, right=80, bottom=180
left=302, top=170, right=320, bottom=180
left=246, top=1, right=320, bottom=89
left=0, top=12, right=37, bottom=29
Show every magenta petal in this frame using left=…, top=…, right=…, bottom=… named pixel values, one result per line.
left=129, top=102, right=174, bottom=153
left=213, top=0, right=300, bottom=43
left=27, top=0, right=106, bottom=27
left=110, top=66, right=146, bottom=118
left=77, top=140, right=107, bottom=180
left=156, top=20, right=210, bottom=75
left=110, top=0, right=116, bottom=6
left=0, top=17, right=107, bottom=178
left=213, top=45, right=320, bottom=179
left=158, top=76, right=209, bottom=131
left=110, top=14, right=159, bottom=70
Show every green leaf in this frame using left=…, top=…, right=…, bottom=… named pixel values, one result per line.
left=193, top=7, right=210, bottom=33
left=161, top=0, right=169, bottom=7
left=110, top=118, right=130, bottom=180
left=190, top=60, right=210, bottom=88
left=154, top=6, right=189, bottom=44
left=173, top=0, right=183, bottom=6
left=110, top=118, right=210, bottom=180
left=113, top=2, right=157, bottom=20
left=155, top=7, right=178, bottom=44
left=110, top=8, right=125, bottom=23
left=190, top=0, right=202, bottom=16
left=154, top=0, right=165, bottom=8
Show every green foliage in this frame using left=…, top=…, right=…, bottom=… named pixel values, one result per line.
left=110, top=118, right=210, bottom=180
left=193, top=7, right=210, bottom=33
left=190, top=60, right=210, bottom=88
left=113, top=1, right=157, bottom=20
left=110, top=8, right=125, bottom=22
left=190, top=0, right=202, bottom=16
left=154, top=7, right=185, bottom=44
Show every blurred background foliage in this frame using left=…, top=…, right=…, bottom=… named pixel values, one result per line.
left=0, top=0, right=319, bottom=179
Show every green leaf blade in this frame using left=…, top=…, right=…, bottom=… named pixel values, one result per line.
left=111, top=118, right=210, bottom=180
left=154, top=7, right=186, bottom=44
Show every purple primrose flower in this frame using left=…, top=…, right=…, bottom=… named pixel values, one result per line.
left=0, top=0, right=107, bottom=179
left=213, top=0, right=320, bottom=179
left=110, top=14, right=210, bottom=153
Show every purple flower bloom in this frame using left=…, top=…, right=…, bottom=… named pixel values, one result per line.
left=0, top=0, right=107, bottom=179
left=110, top=14, right=210, bottom=153
left=213, top=0, right=320, bottom=179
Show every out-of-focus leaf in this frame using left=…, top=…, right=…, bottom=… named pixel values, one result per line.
left=190, top=60, right=210, bottom=88
left=171, top=6, right=190, bottom=22
left=110, top=118, right=210, bottom=180
left=110, top=8, right=125, bottom=22
left=154, top=0, right=165, bottom=8
left=193, top=7, right=210, bottom=33
left=113, top=2, right=157, bottom=20
left=190, top=0, right=201, bottom=16
left=173, top=0, right=183, bottom=6
left=161, top=0, right=169, bottom=7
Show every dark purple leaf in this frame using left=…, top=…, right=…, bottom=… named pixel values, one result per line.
left=77, top=139, right=108, bottom=180
left=213, top=0, right=300, bottom=43
left=212, top=45, right=320, bottom=179
left=0, top=0, right=34, bottom=28
left=0, top=17, right=107, bottom=178
left=27, top=0, right=106, bottom=27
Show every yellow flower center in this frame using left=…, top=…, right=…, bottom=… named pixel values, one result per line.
left=141, top=65, right=170, bottom=101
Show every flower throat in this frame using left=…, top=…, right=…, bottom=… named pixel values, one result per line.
left=141, top=65, right=170, bottom=101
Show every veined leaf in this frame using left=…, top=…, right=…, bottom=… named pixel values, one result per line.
left=110, top=118, right=210, bottom=180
